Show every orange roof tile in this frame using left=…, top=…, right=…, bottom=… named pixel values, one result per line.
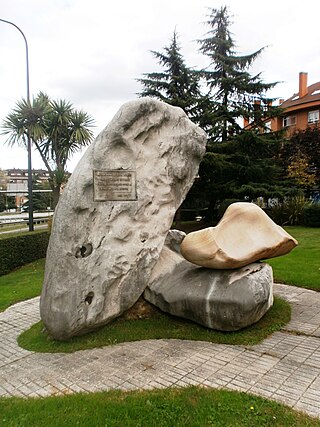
left=281, top=81, right=320, bottom=109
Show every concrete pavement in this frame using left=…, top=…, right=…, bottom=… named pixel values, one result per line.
left=1, top=283, right=320, bottom=418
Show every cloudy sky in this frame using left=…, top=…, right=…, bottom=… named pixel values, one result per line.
left=1, top=0, right=319, bottom=172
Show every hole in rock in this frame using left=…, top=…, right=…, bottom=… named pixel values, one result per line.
left=76, top=243, right=93, bottom=258
left=140, top=232, right=149, bottom=244
left=85, top=292, right=94, bottom=305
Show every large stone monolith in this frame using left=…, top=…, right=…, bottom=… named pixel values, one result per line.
left=40, top=98, right=207, bottom=340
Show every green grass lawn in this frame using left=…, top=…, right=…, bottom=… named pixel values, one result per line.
left=267, top=226, right=320, bottom=290
left=1, top=386, right=318, bottom=427
left=18, top=296, right=290, bottom=352
left=0, top=258, right=45, bottom=311
left=1, top=228, right=319, bottom=426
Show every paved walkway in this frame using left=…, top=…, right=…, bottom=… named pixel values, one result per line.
left=1, top=284, right=320, bottom=418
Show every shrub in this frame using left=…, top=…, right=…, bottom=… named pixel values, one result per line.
left=0, top=231, right=49, bottom=276
left=303, top=203, right=320, bottom=227
left=268, top=196, right=311, bottom=226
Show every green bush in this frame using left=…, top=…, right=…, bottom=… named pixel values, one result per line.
left=0, top=231, right=49, bottom=276
left=303, top=204, right=320, bottom=227
left=268, top=196, right=310, bottom=226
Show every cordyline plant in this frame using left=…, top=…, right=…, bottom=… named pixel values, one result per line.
left=2, top=92, right=94, bottom=208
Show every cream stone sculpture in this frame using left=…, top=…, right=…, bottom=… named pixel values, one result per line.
left=180, top=202, right=298, bottom=269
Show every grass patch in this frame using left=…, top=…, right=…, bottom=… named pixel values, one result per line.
left=1, top=386, right=318, bottom=427
left=0, top=258, right=45, bottom=312
left=0, top=223, right=49, bottom=234
left=0, top=228, right=48, bottom=240
left=267, top=226, right=320, bottom=290
left=18, top=296, right=290, bottom=353
left=0, top=223, right=28, bottom=233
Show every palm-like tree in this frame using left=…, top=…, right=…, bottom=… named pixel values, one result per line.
left=2, top=92, right=94, bottom=207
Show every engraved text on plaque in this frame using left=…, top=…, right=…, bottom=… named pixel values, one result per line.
left=93, top=170, right=137, bottom=201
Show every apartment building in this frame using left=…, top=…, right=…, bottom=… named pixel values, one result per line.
left=5, top=168, right=50, bottom=209
left=271, top=72, right=320, bottom=135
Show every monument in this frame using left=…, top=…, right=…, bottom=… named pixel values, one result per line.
left=40, top=98, right=207, bottom=340
left=40, top=98, right=298, bottom=340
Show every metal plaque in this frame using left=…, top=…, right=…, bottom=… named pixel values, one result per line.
left=93, top=170, right=137, bottom=201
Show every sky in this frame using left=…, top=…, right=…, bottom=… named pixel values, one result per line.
left=0, top=0, right=319, bottom=172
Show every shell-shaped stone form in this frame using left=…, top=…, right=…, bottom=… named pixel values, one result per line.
left=180, top=202, right=298, bottom=269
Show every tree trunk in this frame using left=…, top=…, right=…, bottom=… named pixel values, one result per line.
left=52, top=185, right=61, bottom=209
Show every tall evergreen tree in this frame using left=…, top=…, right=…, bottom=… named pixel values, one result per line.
left=186, top=130, right=294, bottom=222
left=198, top=6, right=278, bottom=142
left=137, top=30, right=206, bottom=122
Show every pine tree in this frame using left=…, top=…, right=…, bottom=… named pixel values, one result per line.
left=198, top=6, right=278, bottom=142
left=186, top=131, right=294, bottom=222
left=137, top=30, right=205, bottom=122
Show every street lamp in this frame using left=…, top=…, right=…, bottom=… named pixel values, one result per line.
left=0, top=18, right=34, bottom=231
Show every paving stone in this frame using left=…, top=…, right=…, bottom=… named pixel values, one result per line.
left=1, top=285, right=320, bottom=419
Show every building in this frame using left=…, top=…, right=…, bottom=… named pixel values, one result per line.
left=271, top=72, right=320, bottom=135
left=5, top=169, right=50, bottom=210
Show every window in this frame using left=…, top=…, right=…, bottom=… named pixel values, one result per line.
left=283, top=115, right=296, bottom=127
left=308, top=110, right=319, bottom=124
left=264, top=121, right=271, bottom=133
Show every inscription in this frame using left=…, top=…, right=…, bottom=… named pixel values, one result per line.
left=93, top=170, right=137, bottom=201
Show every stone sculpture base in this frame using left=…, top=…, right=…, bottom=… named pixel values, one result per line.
left=144, top=236, right=273, bottom=331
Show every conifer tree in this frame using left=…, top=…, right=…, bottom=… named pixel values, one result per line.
left=137, top=30, right=206, bottom=122
left=198, top=6, right=278, bottom=142
left=186, top=130, right=294, bottom=222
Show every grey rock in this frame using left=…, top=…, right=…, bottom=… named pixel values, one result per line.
left=40, top=98, right=207, bottom=340
left=144, top=245, right=273, bottom=331
left=164, top=229, right=186, bottom=254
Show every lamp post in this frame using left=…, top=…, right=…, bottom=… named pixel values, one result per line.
left=0, top=18, right=34, bottom=231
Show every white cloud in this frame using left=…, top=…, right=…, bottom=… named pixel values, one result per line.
left=1, top=0, right=319, bottom=171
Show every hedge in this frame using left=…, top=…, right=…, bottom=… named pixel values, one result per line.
left=303, top=204, right=320, bottom=227
left=0, top=231, right=49, bottom=276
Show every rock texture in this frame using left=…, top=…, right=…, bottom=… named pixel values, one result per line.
left=145, top=232, right=273, bottom=331
left=180, top=202, right=298, bottom=269
left=40, top=98, right=207, bottom=340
